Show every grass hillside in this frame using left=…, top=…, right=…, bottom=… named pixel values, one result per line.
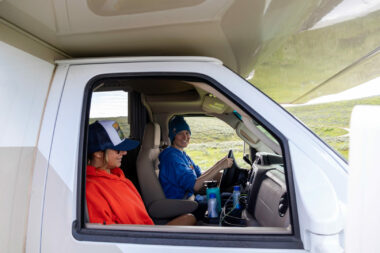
left=251, top=10, right=380, bottom=103
left=185, top=117, right=248, bottom=170
left=286, top=95, right=380, bottom=159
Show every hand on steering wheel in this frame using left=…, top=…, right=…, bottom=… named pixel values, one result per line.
left=217, top=156, right=233, bottom=170
left=219, top=150, right=238, bottom=192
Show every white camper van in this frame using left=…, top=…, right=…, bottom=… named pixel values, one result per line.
left=1, top=0, right=378, bottom=252
left=2, top=53, right=348, bottom=252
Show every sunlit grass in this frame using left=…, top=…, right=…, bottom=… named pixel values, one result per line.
left=286, top=95, right=380, bottom=159
left=187, top=140, right=247, bottom=170
left=185, top=117, right=249, bottom=170
left=251, top=10, right=380, bottom=103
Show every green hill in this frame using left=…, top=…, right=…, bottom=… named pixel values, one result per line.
left=251, top=10, right=380, bottom=104
left=286, top=95, right=380, bottom=159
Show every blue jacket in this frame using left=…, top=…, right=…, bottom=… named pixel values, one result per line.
left=158, top=147, right=202, bottom=199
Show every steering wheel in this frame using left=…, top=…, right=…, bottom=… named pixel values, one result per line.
left=219, top=150, right=238, bottom=192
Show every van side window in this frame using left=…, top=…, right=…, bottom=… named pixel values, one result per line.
left=89, top=90, right=129, bottom=136
left=78, top=76, right=298, bottom=249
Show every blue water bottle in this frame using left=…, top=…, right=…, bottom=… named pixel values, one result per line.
left=208, top=193, right=218, bottom=218
left=232, top=185, right=241, bottom=209
left=206, top=181, right=221, bottom=213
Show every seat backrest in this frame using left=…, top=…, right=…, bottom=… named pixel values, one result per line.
left=136, top=122, right=166, bottom=208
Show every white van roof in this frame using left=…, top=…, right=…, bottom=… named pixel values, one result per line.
left=55, top=56, right=223, bottom=65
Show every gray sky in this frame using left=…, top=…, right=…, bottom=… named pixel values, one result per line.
left=90, top=90, right=128, bottom=118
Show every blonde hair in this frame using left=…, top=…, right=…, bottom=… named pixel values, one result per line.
left=104, top=149, right=110, bottom=165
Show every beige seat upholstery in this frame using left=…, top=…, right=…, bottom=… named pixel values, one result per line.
left=136, top=122, right=198, bottom=220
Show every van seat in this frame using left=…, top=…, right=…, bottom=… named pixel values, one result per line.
left=136, top=122, right=198, bottom=222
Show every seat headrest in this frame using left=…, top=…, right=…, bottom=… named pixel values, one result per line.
left=141, top=122, right=160, bottom=149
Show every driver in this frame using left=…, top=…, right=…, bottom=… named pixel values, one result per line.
left=158, top=116, right=232, bottom=204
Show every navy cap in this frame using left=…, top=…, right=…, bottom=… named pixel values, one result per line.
left=87, top=120, right=139, bottom=154
left=168, top=116, right=191, bottom=142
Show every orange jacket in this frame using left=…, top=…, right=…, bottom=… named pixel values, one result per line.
left=86, top=165, right=154, bottom=225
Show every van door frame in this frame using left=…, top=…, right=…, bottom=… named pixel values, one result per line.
left=73, top=71, right=302, bottom=249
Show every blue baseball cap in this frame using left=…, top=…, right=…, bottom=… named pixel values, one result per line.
left=87, top=120, right=139, bottom=154
left=169, top=116, right=191, bottom=142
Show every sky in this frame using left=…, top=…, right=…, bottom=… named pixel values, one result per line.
left=90, top=90, right=128, bottom=118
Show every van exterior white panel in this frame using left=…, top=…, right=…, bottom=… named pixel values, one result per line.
left=0, top=41, right=55, bottom=253
left=0, top=42, right=54, bottom=147
left=26, top=65, right=69, bottom=253
left=0, top=147, right=35, bottom=253
left=56, top=56, right=223, bottom=65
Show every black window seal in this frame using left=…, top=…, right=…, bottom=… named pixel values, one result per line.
left=75, top=71, right=303, bottom=249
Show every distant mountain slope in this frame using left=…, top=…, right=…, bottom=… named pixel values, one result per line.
left=286, top=95, right=380, bottom=158
left=251, top=10, right=380, bottom=104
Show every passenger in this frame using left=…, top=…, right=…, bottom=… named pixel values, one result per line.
left=159, top=116, right=232, bottom=200
left=86, top=120, right=196, bottom=225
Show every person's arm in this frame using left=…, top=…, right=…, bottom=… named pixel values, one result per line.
left=193, top=156, right=233, bottom=192
left=166, top=213, right=197, bottom=226
left=86, top=183, right=115, bottom=224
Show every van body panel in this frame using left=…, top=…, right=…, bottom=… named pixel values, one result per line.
left=26, top=149, right=51, bottom=253
left=55, top=56, right=223, bottom=65
left=0, top=41, right=54, bottom=147
left=0, top=41, right=57, bottom=253
left=26, top=64, right=70, bottom=253
left=0, top=147, right=35, bottom=253
left=0, top=20, right=68, bottom=63
left=289, top=142, right=344, bottom=250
